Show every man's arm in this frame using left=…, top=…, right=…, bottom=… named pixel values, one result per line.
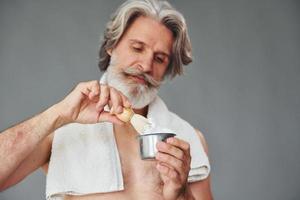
left=0, top=105, right=61, bottom=190
left=188, top=129, right=213, bottom=200
left=0, top=80, right=130, bottom=191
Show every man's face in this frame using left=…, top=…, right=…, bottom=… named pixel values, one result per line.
left=106, top=16, right=174, bottom=109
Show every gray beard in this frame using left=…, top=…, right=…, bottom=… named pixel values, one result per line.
left=106, top=65, right=158, bottom=109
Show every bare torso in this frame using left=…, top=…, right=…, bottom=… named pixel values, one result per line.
left=62, top=123, right=164, bottom=200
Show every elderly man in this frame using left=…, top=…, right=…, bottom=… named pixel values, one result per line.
left=0, top=0, right=213, bottom=199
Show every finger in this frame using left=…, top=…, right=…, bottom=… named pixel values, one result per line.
left=89, top=94, right=100, bottom=103
left=156, top=152, right=185, bottom=175
left=88, top=81, right=100, bottom=101
left=76, top=82, right=91, bottom=97
left=156, top=141, right=185, bottom=161
left=108, top=100, right=113, bottom=112
left=156, top=162, right=179, bottom=181
left=98, top=111, right=125, bottom=125
left=77, top=80, right=98, bottom=95
left=166, top=137, right=190, bottom=156
left=109, top=87, right=123, bottom=114
left=119, top=92, right=131, bottom=108
left=96, top=84, right=109, bottom=110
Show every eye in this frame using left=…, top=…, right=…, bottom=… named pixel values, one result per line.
left=155, top=56, right=164, bottom=64
left=131, top=45, right=143, bottom=52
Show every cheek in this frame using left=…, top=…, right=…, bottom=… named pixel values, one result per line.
left=153, top=65, right=168, bottom=81
left=114, top=49, right=138, bottom=67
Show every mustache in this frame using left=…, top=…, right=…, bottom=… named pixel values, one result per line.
left=122, top=66, right=161, bottom=88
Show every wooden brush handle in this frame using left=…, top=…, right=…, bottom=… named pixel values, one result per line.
left=115, top=107, right=134, bottom=123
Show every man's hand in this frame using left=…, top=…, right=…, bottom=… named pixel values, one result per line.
left=156, top=137, right=193, bottom=200
left=55, top=80, right=131, bottom=127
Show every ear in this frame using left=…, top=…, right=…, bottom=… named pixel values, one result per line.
left=106, top=48, right=112, bottom=56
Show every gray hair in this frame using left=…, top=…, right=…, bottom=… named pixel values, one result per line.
left=98, top=0, right=192, bottom=79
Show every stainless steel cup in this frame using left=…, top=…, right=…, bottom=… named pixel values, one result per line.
left=137, top=133, right=176, bottom=160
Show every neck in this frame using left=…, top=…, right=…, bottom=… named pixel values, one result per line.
left=133, top=106, right=148, bottom=117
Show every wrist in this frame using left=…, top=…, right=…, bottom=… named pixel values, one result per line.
left=31, top=103, right=66, bottom=141
left=43, top=103, right=67, bottom=130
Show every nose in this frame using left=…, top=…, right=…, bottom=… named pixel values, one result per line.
left=139, top=53, right=153, bottom=73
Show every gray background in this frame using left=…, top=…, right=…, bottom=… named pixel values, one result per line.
left=0, top=0, right=299, bottom=199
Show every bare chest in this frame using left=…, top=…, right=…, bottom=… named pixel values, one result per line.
left=116, top=131, right=163, bottom=194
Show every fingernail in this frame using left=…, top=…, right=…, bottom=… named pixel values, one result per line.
left=96, top=105, right=103, bottom=111
left=110, top=107, right=114, bottom=114
left=167, top=138, right=173, bottom=143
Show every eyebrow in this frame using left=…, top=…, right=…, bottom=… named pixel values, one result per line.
left=129, top=39, right=170, bottom=58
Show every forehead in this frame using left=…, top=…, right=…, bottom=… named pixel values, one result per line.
left=120, top=16, right=174, bottom=55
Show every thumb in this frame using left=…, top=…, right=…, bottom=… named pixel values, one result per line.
left=98, top=111, right=125, bottom=125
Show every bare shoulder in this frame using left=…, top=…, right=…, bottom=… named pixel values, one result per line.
left=194, top=129, right=209, bottom=155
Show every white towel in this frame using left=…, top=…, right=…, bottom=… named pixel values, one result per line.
left=46, top=122, right=124, bottom=200
left=46, top=73, right=210, bottom=199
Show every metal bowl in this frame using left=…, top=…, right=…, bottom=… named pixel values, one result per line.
left=137, top=133, right=176, bottom=160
